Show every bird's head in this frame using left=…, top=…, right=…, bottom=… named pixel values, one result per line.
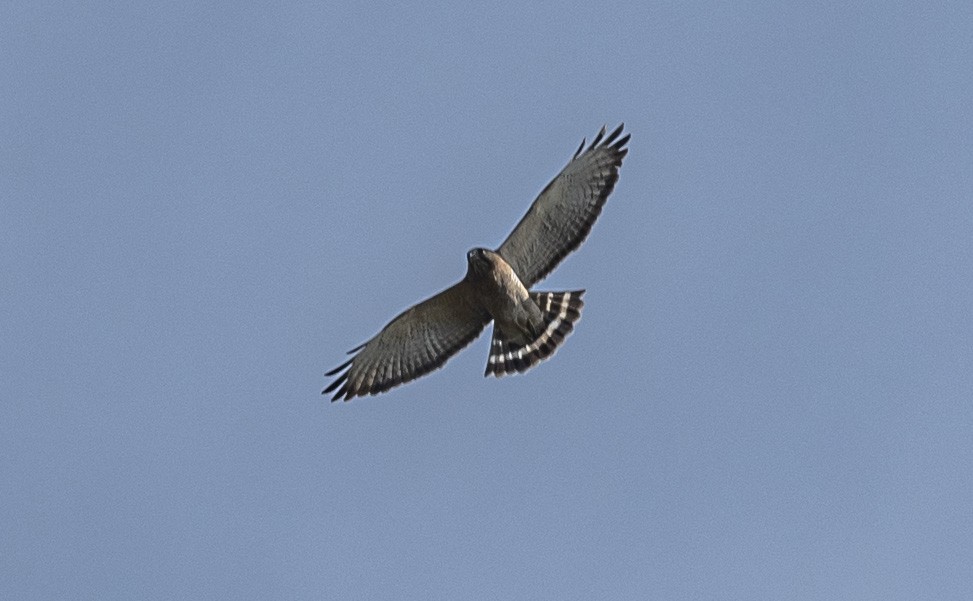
left=466, top=247, right=493, bottom=277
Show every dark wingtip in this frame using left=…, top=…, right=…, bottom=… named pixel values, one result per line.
left=576, top=124, right=627, bottom=158
left=574, top=137, right=586, bottom=159
left=605, top=123, right=625, bottom=144
left=324, top=370, right=350, bottom=394
left=330, top=382, right=349, bottom=401
left=324, top=341, right=366, bottom=400
left=325, top=357, right=354, bottom=377
left=590, top=125, right=607, bottom=149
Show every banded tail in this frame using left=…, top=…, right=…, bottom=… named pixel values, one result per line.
left=485, top=290, right=585, bottom=377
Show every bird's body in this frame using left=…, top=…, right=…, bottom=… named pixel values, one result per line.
left=466, top=248, right=542, bottom=347
left=324, top=124, right=629, bottom=401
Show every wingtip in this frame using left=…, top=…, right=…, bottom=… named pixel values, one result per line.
left=574, top=137, right=586, bottom=159
left=578, top=124, right=628, bottom=155
left=589, top=125, right=606, bottom=149
left=599, top=123, right=623, bottom=146
left=325, top=358, right=354, bottom=377
left=324, top=367, right=351, bottom=395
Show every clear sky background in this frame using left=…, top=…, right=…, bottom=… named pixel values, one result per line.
left=2, top=2, right=971, bottom=599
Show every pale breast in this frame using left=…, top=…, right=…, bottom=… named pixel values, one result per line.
left=474, top=253, right=541, bottom=343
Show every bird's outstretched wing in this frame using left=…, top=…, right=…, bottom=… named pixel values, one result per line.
left=324, top=281, right=491, bottom=401
left=497, top=124, right=629, bottom=288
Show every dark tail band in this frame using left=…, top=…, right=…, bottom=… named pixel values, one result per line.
left=485, top=290, right=585, bottom=377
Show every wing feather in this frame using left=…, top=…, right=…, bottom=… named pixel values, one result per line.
left=323, top=280, right=490, bottom=401
left=497, top=124, right=629, bottom=287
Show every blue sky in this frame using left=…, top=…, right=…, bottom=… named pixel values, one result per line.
left=2, top=1, right=971, bottom=599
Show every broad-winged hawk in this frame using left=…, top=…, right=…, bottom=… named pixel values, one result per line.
left=325, top=125, right=629, bottom=401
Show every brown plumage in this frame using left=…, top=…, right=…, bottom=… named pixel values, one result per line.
left=324, top=125, right=629, bottom=401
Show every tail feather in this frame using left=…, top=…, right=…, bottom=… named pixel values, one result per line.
left=485, top=290, right=585, bottom=377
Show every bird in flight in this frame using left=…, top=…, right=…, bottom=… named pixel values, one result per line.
left=325, top=124, right=629, bottom=401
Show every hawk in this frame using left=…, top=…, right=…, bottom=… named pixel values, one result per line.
left=325, top=124, right=629, bottom=401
